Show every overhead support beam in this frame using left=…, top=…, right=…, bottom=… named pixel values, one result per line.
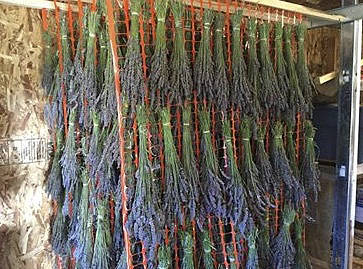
left=0, top=0, right=346, bottom=26
left=0, top=0, right=79, bottom=12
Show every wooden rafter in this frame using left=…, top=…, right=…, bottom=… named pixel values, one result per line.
left=0, top=0, right=346, bottom=23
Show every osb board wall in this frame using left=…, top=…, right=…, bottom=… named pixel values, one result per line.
left=0, top=5, right=52, bottom=269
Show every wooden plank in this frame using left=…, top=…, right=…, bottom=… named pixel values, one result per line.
left=0, top=0, right=79, bottom=11
left=182, top=0, right=345, bottom=22
left=0, top=0, right=344, bottom=23
left=316, top=71, right=339, bottom=85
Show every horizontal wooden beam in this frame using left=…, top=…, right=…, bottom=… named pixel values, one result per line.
left=182, top=0, right=345, bottom=22
left=0, top=0, right=79, bottom=12
left=0, top=0, right=345, bottom=23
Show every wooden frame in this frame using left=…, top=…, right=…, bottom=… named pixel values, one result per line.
left=0, top=0, right=346, bottom=23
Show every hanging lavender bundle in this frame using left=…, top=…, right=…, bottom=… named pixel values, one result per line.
left=88, top=112, right=112, bottom=194
left=91, top=197, right=112, bottom=269
left=230, top=10, right=254, bottom=116
left=246, top=219, right=259, bottom=269
left=42, top=27, right=56, bottom=96
left=194, top=9, right=215, bottom=102
left=170, top=0, right=193, bottom=103
left=181, top=230, right=194, bottom=269
left=296, top=23, right=316, bottom=118
left=271, top=121, right=305, bottom=209
left=112, top=182, right=124, bottom=266
left=149, top=0, right=169, bottom=107
left=274, top=22, right=289, bottom=114
left=100, top=43, right=117, bottom=127
left=240, top=118, right=268, bottom=216
left=271, top=205, right=296, bottom=269
left=255, top=125, right=278, bottom=199
left=294, top=217, right=312, bottom=269
left=60, top=106, right=79, bottom=216
left=60, top=14, right=73, bottom=106
left=182, top=105, right=200, bottom=225
left=157, top=243, right=172, bottom=269
left=246, top=18, right=261, bottom=117
left=161, top=108, right=190, bottom=226
left=126, top=105, right=164, bottom=268
left=300, top=120, right=320, bottom=202
left=51, top=193, right=69, bottom=257
left=75, top=169, right=93, bottom=269
left=201, top=230, right=214, bottom=269
left=284, top=24, right=306, bottom=120
left=121, top=0, right=144, bottom=115
left=200, top=108, right=226, bottom=219
left=82, top=9, right=100, bottom=122
left=47, top=128, right=64, bottom=202
left=286, top=120, right=299, bottom=177
left=213, top=12, right=229, bottom=113
left=223, top=119, right=248, bottom=233
left=258, top=21, right=282, bottom=113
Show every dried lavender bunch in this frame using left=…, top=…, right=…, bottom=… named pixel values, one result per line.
left=255, top=125, right=278, bottom=199
left=257, top=222, right=271, bottom=269
left=170, top=0, right=193, bottom=103
left=47, top=128, right=64, bottom=202
left=258, top=22, right=285, bottom=114
left=68, top=36, right=85, bottom=108
left=182, top=105, right=200, bottom=225
left=271, top=205, right=296, bottom=269
left=223, top=119, right=248, bottom=233
left=285, top=120, right=306, bottom=209
left=75, top=169, right=93, bottom=269
left=194, top=9, right=215, bottom=102
left=98, top=27, right=108, bottom=87
left=246, top=18, right=261, bottom=117
left=149, top=0, right=169, bottom=108
left=160, top=108, right=190, bottom=226
left=126, top=105, right=164, bottom=267
left=296, top=23, right=316, bottom=118
left=157, top=243, right=172, bottom=269
left=294, top=217, right=312, bottom=269
left=231, top=10, right=254, bottom=116
left=286, top=120, right=299, bottom=177
left=112, top=183, right=124, bottom=266
left=284, top=24, right=306, bottom=120
left=214, top=12, right=229, bottom=112
left=51, top=194, right=69, bottom=256
left=60, top=106, right=79, bottom=216
left=200, top=107, right=226, bottom=219
left=180, top=230, right=194, bottom=269
left=300, top=120, right=320, bottom=202
left=100, top=43, right=117, bottom=127
left=271, top=121, right=305, bottom=209
left=121, top=0, right=144, bottom=115
left=246, top=218, right=259, bottom=269
left=60, top=14, right=73, bottom=106
left=274, top=22, right=289, bottom=114
left=91, top=197, right=112, bottom=269
left=240, top=118, right=268, bottom=216
left=42, top=28, right=56, bottom=96
left=82, top=10, right=101, bottom=123
left=201, top=230, right=214, bottom=269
